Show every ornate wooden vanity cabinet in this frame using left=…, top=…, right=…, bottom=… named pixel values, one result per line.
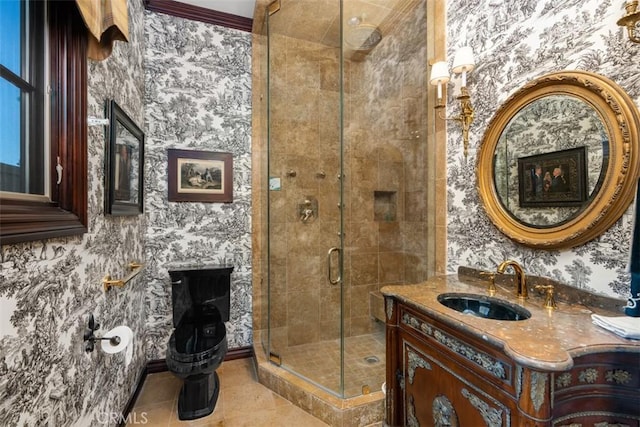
left=552, top=351, right=639, bottom=426
left=384, top=68, right=640, bottom=426
left=384, top=295, right=640, bottom=427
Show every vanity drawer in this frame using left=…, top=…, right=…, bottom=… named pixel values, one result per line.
left=398, top=332, right=517, bottom=427
left=553, top=351, right=640, bottom=426
left=397, top=303, right=517, bottom=397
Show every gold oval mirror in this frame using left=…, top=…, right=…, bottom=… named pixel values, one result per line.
left=478, top=71, right=640, bottom=249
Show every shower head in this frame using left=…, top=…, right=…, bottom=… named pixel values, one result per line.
left=345, top=23, right=382, bottom=50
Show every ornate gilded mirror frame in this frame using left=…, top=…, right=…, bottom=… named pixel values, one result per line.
left=477, top=71, right=640, bottom=249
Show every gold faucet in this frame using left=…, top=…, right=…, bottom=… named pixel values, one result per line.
left=534, top=284, right=557, bottom=309
left=496, top=260, right=528, bottom=299
left=479, top=271, right=497, bottom=296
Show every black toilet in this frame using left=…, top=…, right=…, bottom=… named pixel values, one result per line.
left=166, top=264, right=234, bottom=420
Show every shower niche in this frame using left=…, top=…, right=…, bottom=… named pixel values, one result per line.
left=374, top=191, right=397, bottom=222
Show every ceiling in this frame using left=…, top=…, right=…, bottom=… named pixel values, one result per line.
left=176, top=0, right=257, bottom=18
left=268, top=0, right=418, bottom=51
left=171, top=0, right=419, bottom=47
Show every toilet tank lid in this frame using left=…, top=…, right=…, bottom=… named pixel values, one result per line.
left=166, top=262, right=234, bottom=274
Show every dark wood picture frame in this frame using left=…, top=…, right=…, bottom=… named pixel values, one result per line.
left=167, top=149, right=233, bottom=203
left=105, top=100, right=145, bottom=215
left=517, top=146, right=587, bottom=208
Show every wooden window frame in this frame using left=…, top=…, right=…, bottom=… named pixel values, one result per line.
left=0, top=1, right=87, bottom=245
left=0, top=0, right=46, bottom=195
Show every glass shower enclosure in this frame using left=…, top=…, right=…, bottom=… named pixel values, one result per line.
left=264, top=0, right=430, bottom=398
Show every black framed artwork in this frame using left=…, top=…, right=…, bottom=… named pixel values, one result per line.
left=517, top=147, right=587, bottom=208
left=104, top=100, right=145, bottom=215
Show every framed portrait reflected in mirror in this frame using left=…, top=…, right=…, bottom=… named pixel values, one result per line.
left=105, top=100, right=145, bottom=215
left=517, top=147, right=587, bottom=208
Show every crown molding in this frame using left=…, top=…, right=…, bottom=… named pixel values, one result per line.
left=144, top=0, right=253, bottom=33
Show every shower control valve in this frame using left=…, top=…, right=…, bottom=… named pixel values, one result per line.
left=298, top=197, right=318, bottom=223
left=301, top=208, right=313, bottom=222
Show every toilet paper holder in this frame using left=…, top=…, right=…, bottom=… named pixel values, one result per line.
left=83, top=313, right=121, bottom=352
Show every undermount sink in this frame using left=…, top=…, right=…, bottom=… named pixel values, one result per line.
left=437, top=293, right=531, bottom=321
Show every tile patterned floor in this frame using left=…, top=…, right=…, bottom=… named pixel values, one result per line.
left=127, top=358, right=329, bottom=426
left=275, top=331, right=386, bottom=397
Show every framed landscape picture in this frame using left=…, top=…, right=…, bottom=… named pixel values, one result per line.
left=167, top=149, right=233, bottom=203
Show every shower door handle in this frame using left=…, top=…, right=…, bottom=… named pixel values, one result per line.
left=327, top=247, right=341, bottom=285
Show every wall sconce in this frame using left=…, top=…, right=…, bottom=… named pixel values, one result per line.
left=617, top=1, right=640, bottom=43
left=430, top=46, right=476, bottom=158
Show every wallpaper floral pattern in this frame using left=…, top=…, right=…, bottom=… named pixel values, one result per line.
left=446, top=0, right=640, bottom=298
left=143, top=11, right=253, bottom=360
left=0, top=0, right=637, bottom=424
left=0, top=5, right=252, bottom=425
left=0, top=0, right=147, bottom=425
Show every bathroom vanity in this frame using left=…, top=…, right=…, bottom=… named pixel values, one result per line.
left=382, top=272, right=640, bottom=427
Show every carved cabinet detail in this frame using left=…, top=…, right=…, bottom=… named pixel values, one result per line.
left=402, top=338, right=511, bottom=426
left=552, top=352, right=640, bottom=426
left=385, top=298, right=640, bottom=427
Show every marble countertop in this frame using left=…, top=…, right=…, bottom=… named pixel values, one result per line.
left=381, top=273, right=640, bottom=371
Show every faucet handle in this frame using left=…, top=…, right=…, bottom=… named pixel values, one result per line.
left=534, top=284, right=557, bottom=310
left=480, top=271, right=497, bottom=296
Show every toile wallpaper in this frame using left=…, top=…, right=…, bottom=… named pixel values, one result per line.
left=446, top=0, right=640, bottom=298
left=143, top=11, right=253, bottom=361
left=0, top=4, right=252, bottom=425
left=1, top=0, right=638, bottom=425
left=0, top=0, right=147, bottom=425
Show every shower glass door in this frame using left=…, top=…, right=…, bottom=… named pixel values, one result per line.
left=266, top=0, right=430, bottom=398
left=266, top=0, right=345, bottom=396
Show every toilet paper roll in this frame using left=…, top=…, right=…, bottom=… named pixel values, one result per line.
left=101, top=326, right=133, bottom=355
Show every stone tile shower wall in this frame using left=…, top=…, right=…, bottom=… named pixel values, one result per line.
left=343, top=1, right=430, bottom=333
left=446, top=0, right=640, bottom=298
left=143, top=11, right=253, bottom=360
left=267, top=1, right=429, bottom=350
left=0, top=0, right=147, bottom=425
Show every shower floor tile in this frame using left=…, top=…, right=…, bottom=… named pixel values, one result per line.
left=276, top=331, right=386, bottom=397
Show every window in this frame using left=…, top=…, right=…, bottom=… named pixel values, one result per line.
left=1, top=1, right=46, bottom=196
left=0, top=1, right=87, bottom=245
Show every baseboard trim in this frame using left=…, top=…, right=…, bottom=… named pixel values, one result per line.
left=146, top=359, right=168, bottom=373
left=119, top=346, right=254, bottom=426
left=145, top=346, right=254, bottom=374
left=119, top=367, right=148, bottom=427
left=225, top=345, right=254, bottom=361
